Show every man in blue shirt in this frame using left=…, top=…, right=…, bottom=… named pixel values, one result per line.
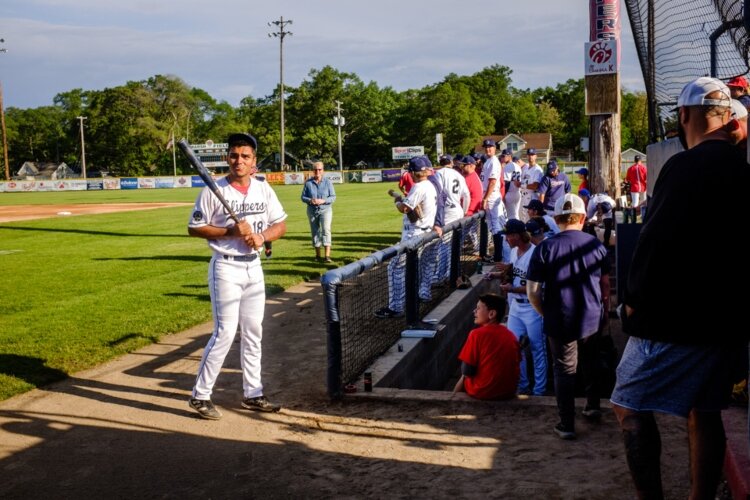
left=301, top=161, right=336, bottom=263
left=537, top=160, right=571, bottom=213
left=526, top=193, right=610, bottom=440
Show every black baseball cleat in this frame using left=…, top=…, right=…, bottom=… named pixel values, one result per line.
left=582, top=406, right=602, bottom=421
left=374, top=307, right=403, bottom=319
left=189, top=398, right=222, bottom=420
left=241, top=396, right=281, bottom=413
left=553, top=422, right=576, bottom=440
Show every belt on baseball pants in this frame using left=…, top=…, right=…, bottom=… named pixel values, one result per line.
left=222, top=253, right=258, bottom=262
left=515, top=298, right=530, bottom=304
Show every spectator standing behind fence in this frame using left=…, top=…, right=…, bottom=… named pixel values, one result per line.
left=624, top=155, right=647, bottom=219
left=187, top=132, right=287, bottom=420
left=375, top=156, right=438, bottom=319
left=453, top=294, right=520, bottom=400
left=526, top=193, right=610, bottom=440
left=611, top=77, right=750, bottom=500
left=301, top=161, right=336, bottom=263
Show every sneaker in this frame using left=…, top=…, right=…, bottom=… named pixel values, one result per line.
left=553, top=422, right=576, bottom=440
left=324, top=257, right=333, bottom=263
left=189, top=398, right=222, bottom=420
left=582, top=407, right=602, bottom=421
left=374, top=307, right=403, bottom=319
left=241, top=396, right=281, bottom=413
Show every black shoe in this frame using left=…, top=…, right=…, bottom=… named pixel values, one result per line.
left=189, top=398, right=222, bottom=420
left=241, top=396, right=281, bottom=413
left=553, top=422, right=576, bottom=440
left=374, top=307, right=403, bottom=319
left=582, top=406, right=602, bottom=421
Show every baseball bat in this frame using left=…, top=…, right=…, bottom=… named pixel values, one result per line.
left=177, top=139, right=240, bottom=223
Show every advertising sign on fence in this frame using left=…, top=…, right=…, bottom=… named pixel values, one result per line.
left=155, top=177, right=175, bottom=189
left=86, top=179, right=104, bottom=191
left=392, top=146, right=424, bottom=160
left=190, top=175, right=205, bottom=188
left=138, top=178, right=156, bottom=189
left=174, top=176, right=192, bottom=188
left=263, top=172, right=285, bottom=185
left=35, top=180, right=58, bottom=191
left=362, top=170, right=383, bottom=183
left=381, top=169, right=402, bottom=182
left=103, top=178, right=121, bottom=190
left=121, top=178, right=138, bottom=189
left=324, top=171, right=343, bottom=184
left=284, top=172, right=305, bottom=185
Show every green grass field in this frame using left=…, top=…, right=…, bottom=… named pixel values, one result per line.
left=0, top=183, right=402, bottom=400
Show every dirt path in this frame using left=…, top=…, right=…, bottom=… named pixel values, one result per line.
left=0, top=203, right=191, bottom=223
left=0, top=279, right=703, bottom=499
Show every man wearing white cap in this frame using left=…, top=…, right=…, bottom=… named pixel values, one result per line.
left=526, top=193, right=610, bottom=440
left=611, top=77, right=750, bottom=499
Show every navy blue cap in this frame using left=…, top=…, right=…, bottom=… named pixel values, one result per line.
left=408, top=156, right=429, bottom=172
left=578, top=188, right=591, bottom=198
left=438, top=154, right=452, bottom=166
left=453, top=154, right=464, bottom=163
left=527, top=148, right=537, bottom=155
left=512, top=155, right=519, bottom=162
left=501, top=149, right=512, bottom=156
left=524, top=199, right=546, bottom=214
left=461, top=156, right=476, bottom=166
left=499, top=219, right=527, bottom=235
left=634, top=155, right=641, bottom=161
left=597, top=201, right=613, bottom=213
left=525, top=219, right=544, bottom=236
left=575, top=167, right=588, bottom=175
left=482, top=139, right=497, bottom=148
left=227, top=133, right=258, bottom=150
left=546, top=160, right=559, bottom=174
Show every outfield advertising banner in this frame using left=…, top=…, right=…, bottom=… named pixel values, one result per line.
left=174, top=176, right=192, bottom=188
left=362, top=170, right=383, bottom=183
left=103, top=178, right=121, bottom=190
left=155, top=177, right=175, bottom=189
left=190, top=175, right=206, bottom=188
left=324, top=171, right=343, bottom=184
left=347, top=172, right=362, bottom=183
left=61, top=180, right=87, bottom=191
left=86, top=179, right=104, bottom=191
left=284, top=172, right=305, bottom=185
left=263, top=172, right=285, bottom=185
left=120, top=177, right=138, bottom=189
left=381, top=169, right=401, bottom=182
left=138, top=178, right=156, bottom=189
left=35, top=180, right=58, bottom=191
left=3, top=180, right=35, bottom=192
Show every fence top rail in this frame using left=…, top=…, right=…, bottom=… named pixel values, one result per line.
left=320, top=211, right=484, bottom=288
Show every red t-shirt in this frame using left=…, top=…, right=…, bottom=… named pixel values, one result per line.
left=625, top=163, right=647, bottom=192
left=463, top=171, right=483, bottom=216
left=398, top=171, right=414, bottom=195
left=458, top=323, right=520, bottom=400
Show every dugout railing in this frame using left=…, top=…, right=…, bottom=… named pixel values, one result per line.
left=321, top=211, right=489, bottom=399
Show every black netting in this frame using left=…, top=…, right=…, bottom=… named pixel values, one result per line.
left=333, top=214, right=486, bottom=385
left=625, top=0, right=750, bottom=129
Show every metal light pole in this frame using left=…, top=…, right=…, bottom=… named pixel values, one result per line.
left=334, top=100, right=345, bottom=171
left=0, top=38, right=8, bottom=181
left=268, top=17, right=292, bottom=171
left=77, top=116, right=87, bottom=178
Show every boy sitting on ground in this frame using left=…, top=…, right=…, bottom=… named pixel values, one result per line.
left=453, top=294, right=520, bottom=400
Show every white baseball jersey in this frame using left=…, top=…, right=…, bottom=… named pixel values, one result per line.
left=189, top=176, right=288, bottom=256
left=587, top=193, right=617, bottom=221
left=435, top=167, right=469, bottom=223
left=521, top=164, right=544, bottom=194
left=504, top=161, right=522, bottom=185
left=480, top=156, right=502, bottom=200
left=402, top=179, right=437, bottom=238
left=507, top=244, right=536, bottom=307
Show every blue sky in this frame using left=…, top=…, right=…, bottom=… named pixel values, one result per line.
left=0, top=0, right=644, bottom=109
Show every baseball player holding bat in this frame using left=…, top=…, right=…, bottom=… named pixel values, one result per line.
left=184, top=133, right=287, bottom=420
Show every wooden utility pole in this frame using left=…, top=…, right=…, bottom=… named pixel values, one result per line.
left=586, top=0, right=622, bottom=197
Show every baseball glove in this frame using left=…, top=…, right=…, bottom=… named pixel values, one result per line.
left=407, top=203, right=424, bottom=223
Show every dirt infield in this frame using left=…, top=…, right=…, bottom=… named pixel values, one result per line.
left=0, top=280, right=708, bottom=499
left=0, top=203, right=192, bottom=223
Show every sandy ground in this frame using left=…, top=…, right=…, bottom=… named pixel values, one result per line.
left=0, top=277, right=707, bottom=499
left=0, top=203, right=191, bottom=223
